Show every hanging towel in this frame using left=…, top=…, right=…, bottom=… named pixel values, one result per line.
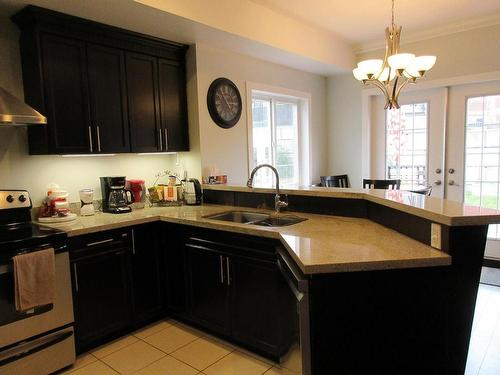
left=13, top=248, right=56, bottom=312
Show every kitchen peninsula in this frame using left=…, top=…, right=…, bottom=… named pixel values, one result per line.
left=43, top=186, right=499, bottom=375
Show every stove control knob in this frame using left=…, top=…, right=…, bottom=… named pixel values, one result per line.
left=19, top=195, right=27, bottom=203
left=6, top=195, right=14, bottom=203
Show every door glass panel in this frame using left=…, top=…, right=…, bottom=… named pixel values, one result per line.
left=386, top=103, right=428, bottom=189
left=464, top=94, right=500, bottom=238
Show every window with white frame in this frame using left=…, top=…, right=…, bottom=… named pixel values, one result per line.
left=385, top=102, right=428, bottom=190
left=249, top=88, right=309, bottom=187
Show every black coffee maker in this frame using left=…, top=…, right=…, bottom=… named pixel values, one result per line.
left=100, top=176, right=133, bottom=213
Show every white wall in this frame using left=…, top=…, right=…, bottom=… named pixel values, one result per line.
left=327, top=24, right=500, bottom=187
left=326, top=74, right=362, bottom=187
left=194, top=43, right=328, bottom=185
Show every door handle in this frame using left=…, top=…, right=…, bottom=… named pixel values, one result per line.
left=86, top=238, right=114, bottom=247
left=158, top=129, right=163, bottom=150
left=434, top=180, right=442, bottom=186
left=131, top=229, right=136, bottom=255
left=219, top=255, right=224, bottom=284
left=88, top=126, right=93, bottom=152
left=73, top=264, right=79, bottom=292
left=96, top=125, right=101, bottom=152
left=226, top=257, right=230, bottom=286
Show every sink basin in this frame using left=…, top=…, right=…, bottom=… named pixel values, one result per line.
left=203, top=211, right=270, bottom=224
left=253, top=215, right=307, bottom=227
left=203, top=211, right=307, bottom=227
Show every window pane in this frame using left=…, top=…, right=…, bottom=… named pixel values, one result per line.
left=464, top=94, right=500, bottom=239
left=386, top=103, right=428, bottom=190
left=252, top=99, right=273, bottom=186
left=274, top=101, right=299, bottom=186
left=251, top=96, right=300, bottom=187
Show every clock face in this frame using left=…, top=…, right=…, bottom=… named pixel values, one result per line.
left=207, top=78, right=242, bottom=128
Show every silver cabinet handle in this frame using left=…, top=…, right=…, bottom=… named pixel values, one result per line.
left=158, top=128, right=163, bottom=150
left=96, top=125, right=101, bottom=152
left=448, top=168, right=455, bottom=174
left=164, top=128, right=168, bottom=151
left=219, top=255, right=224, bottom=284
left=436, top=168, right=442, bottom=174
left=131, top=229, right=136, bottom=255
left=86, top=238, right=114, bottom=247
left=88, top=126, right=93, bottom=152
left=226, top=257, right=230, bottom=285
left=434, top=180, right=442, bottom=186
left=73, top=264, right=79, bottom=292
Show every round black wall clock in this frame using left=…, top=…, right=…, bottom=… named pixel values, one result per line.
left=207, top=78, right=242, bottom=129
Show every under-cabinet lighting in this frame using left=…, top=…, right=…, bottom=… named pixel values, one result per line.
left=136, top=152, right=177, bottom=156
left=60, top=154, right=116, bottom=157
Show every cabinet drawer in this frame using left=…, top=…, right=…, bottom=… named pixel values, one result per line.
left=69, top=228, right=132, bottom=259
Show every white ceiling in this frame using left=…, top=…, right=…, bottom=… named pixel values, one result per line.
left=251, top=0, right=500, bottom=48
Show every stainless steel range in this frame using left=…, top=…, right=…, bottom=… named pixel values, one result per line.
left=0, top=190, right=75, bottom=374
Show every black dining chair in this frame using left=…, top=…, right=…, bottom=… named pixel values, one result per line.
left=363, top=179, right=401, bottom=190
left=320, top=175, right=350, bottom=188
left=409, top=186, right=432, bottom=196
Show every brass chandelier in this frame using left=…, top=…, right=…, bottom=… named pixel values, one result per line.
left=352, top=0, right=436, bottom=109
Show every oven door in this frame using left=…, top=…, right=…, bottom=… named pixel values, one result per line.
left=0, top=249, right=74, bottom=347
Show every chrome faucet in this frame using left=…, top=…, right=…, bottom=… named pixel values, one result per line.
left=247, top=164, right=288, bottom=213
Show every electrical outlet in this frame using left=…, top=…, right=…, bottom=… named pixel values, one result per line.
left=431, top=223, right=441, bottom=249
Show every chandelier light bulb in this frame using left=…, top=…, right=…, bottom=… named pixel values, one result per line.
left=378, top=67, right=396, bottom=82
left=387, top=53, right=415, bottom=71
left=413, top=55, right=437, bottom=72
left=357, top=59, right=383, bottom=77
left=352, top=67, right=368, bottom=81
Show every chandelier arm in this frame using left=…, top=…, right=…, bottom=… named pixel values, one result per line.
left=394, top=76, right=412, bottom=102
left=368, top=79, right=391, bottom=106
left=374, top=28, right=391, bottom=81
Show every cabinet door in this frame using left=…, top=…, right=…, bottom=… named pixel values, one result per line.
left=131, top=224, right=164, bottom=324
left=41, top=33, right=91, bottom=153
left=186, top=244, right=229, bottom=334
left=126, top=53, right=161, bottom=152
left=87, top=44, right=130, bottom=153
left=158, top=59, right=189, bottom=151
left=229, top=255, right=296, bottom=357
left=72, top=248, right=133, bottom=352
left=163, top=224, right=188, bottom=314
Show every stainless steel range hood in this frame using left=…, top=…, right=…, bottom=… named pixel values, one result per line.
left=0, top=86, right=46, bottom=126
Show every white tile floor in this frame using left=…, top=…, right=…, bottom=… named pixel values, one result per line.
left=59, top=284, right=500, bottom=375
left=58, top=320, right=287, bottom=375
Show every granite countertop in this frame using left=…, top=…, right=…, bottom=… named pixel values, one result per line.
left=203, top=184, right=500, bottom=226
left=40, top=204, right=450, bottom=275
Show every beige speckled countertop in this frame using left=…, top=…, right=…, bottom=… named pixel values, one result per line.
left=41, top=204, right=450, bottom=274
left=203, top=184, right=500, bottom=226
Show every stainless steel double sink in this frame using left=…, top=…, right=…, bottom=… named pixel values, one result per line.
left=203, top=210, right=307, bottom=227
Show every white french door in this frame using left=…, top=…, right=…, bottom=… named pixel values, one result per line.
left=370, top=88, right=447, bottom=197
left=447, top=80, right=500, bottom=259
left=371, top=80, right=500, bottom=260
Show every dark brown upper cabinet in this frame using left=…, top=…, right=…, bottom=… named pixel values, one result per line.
left=126, top=53, right=162, bottom=153
left=12, top=5, right=189, bottom=155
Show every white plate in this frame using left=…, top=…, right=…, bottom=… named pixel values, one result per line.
left=38, top=213, right=78, bottom=223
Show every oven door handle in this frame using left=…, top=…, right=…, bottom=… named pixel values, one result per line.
left=0, top=329, right=73, bottom=367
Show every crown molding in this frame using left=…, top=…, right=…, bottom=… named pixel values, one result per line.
left=353, top=12, right=500, bottom=54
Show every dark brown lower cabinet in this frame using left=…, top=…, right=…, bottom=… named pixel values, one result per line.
left=184, top=229, right=295, bottom=359
left=131, top=223, right=164, bottom=325
left=71, top=242, right=133, bottom=353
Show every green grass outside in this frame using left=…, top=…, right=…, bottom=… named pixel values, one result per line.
left=465, top=191, right=499, bottom=209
